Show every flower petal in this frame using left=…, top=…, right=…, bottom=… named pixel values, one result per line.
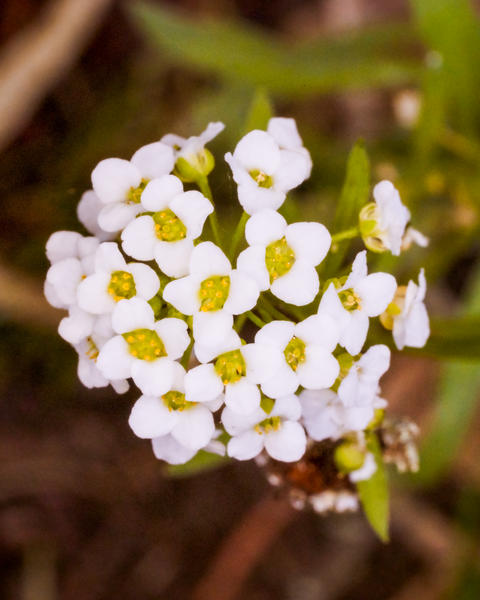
left=163, top=276, right=201, bottom=315
left=151, top=434, right=197, bottom=464
left=237, top=185, right=285, bottom=216
left=241, top=343, right=284, bottom=384
left=189, top=242, right=231, bottom=282
left=227, top=430, right=265, bottom=461
left=225, top=378, right=260, bottom=415
left=170, top=191, right=213, bottom=240
left=140, top=175, right=184, bottom=212
left=260, top=364, right=299, bottom=399
left=184, top=363, right=223, bottom=401
left=223, top=270, right=259, bottom=315
left=154, top=238, right=194, bottom=279
left=98, top=202, right=143, bottom=232
left=173, top=405, right=215, bottom=450
left=255, top=320, right=295, bottom=350
left=94, top=242, right=126, bottom=274
left=97, top=335, right=135, bottom=380
left=355, top=273, right=397, bottom=317
left=131, top=356, right=175, bottom=397
left=233, top=130, right=281, bottom=174
left=155, top=317, right=189, bottom=360
left=244, top=208, right=287, bottom=247
left=128, top=262, right=160, bottom=301
left=270, top=259, right=319, bottom=306
left=58, top=307, right=95, bottom=344
left=77, top=272, right=114, bottom=314
left=47, top=258, right=84, bottom=305
left=343, top=251, right=368, bottom=289
left=121, top=215, right=158, bottom=261
left=285, top=222, right=331, bottom=266
left=294, top=314, right=340, bottom=352
left=129, top=395, right=177, bottom=439
left=111, top=297, right=155, bottom=334
left=194, top=329, right=242, bottom=364
left=236, top=246, right=270, bottom=291
left=192, top=310, right=233, bottom=348
left=91, top=158, right=141, bottom=205
left=340, top=310, right=369, bottom=355
left=264, top=421, right=306, bottom=462
left=46, top=231, right=82, bottom=264
left=297, top=346, right=339, bottom=389
left=130, top=142, right=175, bottom=179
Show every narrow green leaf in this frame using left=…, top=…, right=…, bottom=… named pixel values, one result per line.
left=417, top=260, right=480, bottom=485
left=357, top=432, right=389, bottom=542
left=166, top=449, right=230, bottom=477
left=244, top=88, right=274, bottom=134
left=129, top=3, right=421, bottom=98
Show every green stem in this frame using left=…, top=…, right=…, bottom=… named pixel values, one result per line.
left=198, top=176, right=223, bottom=250
left=257, top=295, right=290, bottom=321
left=180, top=335, right=194, bottom=370
left=233, top=313, right=247, bottom=334
left=331, top=226, right=360, bottom=244
left=246, top=311, right=266, bottom=328
left=228, top=211, right=249, bottom=264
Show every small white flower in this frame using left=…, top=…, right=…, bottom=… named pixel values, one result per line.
left=77, top=242, right=160, bottom=314
left=222, top=394, right=307, bottom=462
left=338, top=345, right=391, bottom=408
left=184, top=329, right=280, bottom=415
left=349, top=451, right=377, bottom=482
left=96, top=297, right=190, bottom=396
left=163, top=242, right=260, bottom=348
left=252, top=317, right=340, bottom=399
left=359, top=180, right=410, bottom=256
left=225, top=119, right=311, bottom=215
left=318, top=251, right=397, bottom=355
left=391, top=269, right=430, bottom=350
left=161, top=122, right=225, bottom=180
left=91, top=141, right=175, bottom=232
left=121, top=175, right=213, bottom=278
left=77, top=190, right=117, bottom=241
left=299, top=389, right=387, bottom=441
left=129, top=362, right=217, bottom=450
left=237, top=208, right=331, bottom=306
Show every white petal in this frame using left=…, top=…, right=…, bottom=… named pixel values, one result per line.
left=337, top=366, right=359, bottom=409
left=225, top=378, right=260, bottom=415
left=121, top=215, right=158, bottom=261
left=255, top=320, right=295, bottom=350
left=94, top=242, right=126, bottom=273
left=358, top=344, right=391, bottom=383
left=245, top=209, right=287, bottom=247
left=342, top=405, right=375, bottom=432
left=265, top=421, right=306, bottom=462
left=44, top=281, right=67, bottom=309
left=173, top=405, right=215, bottom=450
left=343, top=251, right=368, bottom=289
left=77, top=190, right=115, bottom=240
left=236, top=246, right=270, bottom=291
left=270, top=260, right=319, bottom=306
left=203, top=393, right=225, bottom=413
left=151, top=434, right=197, bottom=464
left=193, top=329, right=242, bottom=364
left=318, top=283, right=351, bottom=333
left=111, top=297, right=155, bottom=334
left=285, top=222, right=331, bottom=266
left=222, top=405, right=265, bottom=435
left=349, top=452, right=377, bottom=482
left=197, top=122, right=225, bottom=145
left=128, top=262, right=160, bottom=301
left=233, top=130, right=281, bottom=174
left=129, top=395, right=177, bottom=439
left=98, top=202, right=143, bottom=232
left=355, top=273, right=397, bottom=317
left=163, top=276, right=201, bottom=315
left=193, top=310, right=233, bottom=348
left=155, top=317, right=189, bottom=360
left=154, top=238, right=194, bottom=278
left=170, top=361, right=187, bottom=393
left=46, top=231, right=82, bottom=264
left=184, top=364, right=223, bottom=401
left=241, top=343, right=284, bottom=384
left=46, top=258, right=84, bottom=305
left=111, top=379, right=130, bottom=394
left=294, top=314, right=340, bottom=353
left=237, top=185, right=286, bottom=216
left=140, top=175, right=184, bottom=212
left=223, top=270, right=259, bottom=315
left=131, top=356, right=175, bottom=396
left=260, top=364, right=299, bottom=399
left=273, top=149, right=311, bottom=192
left=271, top=393, right=302, bottom=421
left=77, top=359, right=109, bottom=389
left=267, top=118, right=303, bottom=150
left=224, top=152, right=255, bottom=187
left=130, top=142, right=175, bottom=179
left=97, top=335, right=135, bottom=380
left=340, top=310, right=369, bottom=355
left=170, top=191, right=213, bottom=240
left=297, top=347, right=339, bottom=389
left=402, top=302, right=430, bottom=348
left=189, top=242, right=231, bottom=282
left=77, top=272, right=114, bottom=314
left=58, top=307, right=95, bottom=344
left=91, top=158, right=141, bottom=205
left=92, top=313, right=115, bottom=339
left=227, top=430, right=265, bottom=461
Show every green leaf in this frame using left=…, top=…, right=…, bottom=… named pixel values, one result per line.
left=357, top=432, right=389, bottom=542
left=244, top=88, right=274, bottom=134
left=166, top=450, right=230, bottom=477
left=129, top=3, right=421, bottom=98
left=416, top=260, right=480, bottom=485
left=322, top=140, right=370, bottom=277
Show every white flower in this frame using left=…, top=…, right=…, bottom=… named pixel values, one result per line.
left=163, top=242, right=260, bottom=348
left=318, top=251, right=397, bottom=355
left=184, top=329, right=281, bottom=415
left=45, top=232, right=99, bottom=308
left=299, top=389, right=387, bottom=441
left=222, top=394, right=307, bottom=462
left=150, top=431, right=225, bottom=465
left=391, top=269, right=430, bottom=350
left=338, top=345, right=391, bottom=408
left=349, top=452, right=377, bottom=482
left=224, top=120, right=311, bottom=215
left=91, top=141, right=175, bottom=232
left=129, top=362, right=218, bottom=450
left=96, top=297, right=189, bottom=396
left=75, top=332, right=129, bottom=394
left=161, top=122, right=225, bottom=180
left=77, top=190, right=117, bottom=241
left=121, top=175, right=213, bottom=278
left=252, top=317, right=340, bottom=399
left=237, top=208, right=330, bottom=306
left=359, top=180, right=410, bottom=256
left=77, top=242, right=160, bottom=314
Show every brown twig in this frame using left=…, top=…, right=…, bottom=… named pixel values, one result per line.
left=0, top=0, right=113, bottom=152
left=192, top=492, right=297, bottom=600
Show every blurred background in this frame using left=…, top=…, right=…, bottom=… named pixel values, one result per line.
left=1, top=0, right=480, bottom=598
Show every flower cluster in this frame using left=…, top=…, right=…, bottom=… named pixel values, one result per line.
left=45, top=118, right=430, bottom=482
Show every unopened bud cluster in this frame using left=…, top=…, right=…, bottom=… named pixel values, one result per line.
left=45, top=118, right=430, bottom=481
